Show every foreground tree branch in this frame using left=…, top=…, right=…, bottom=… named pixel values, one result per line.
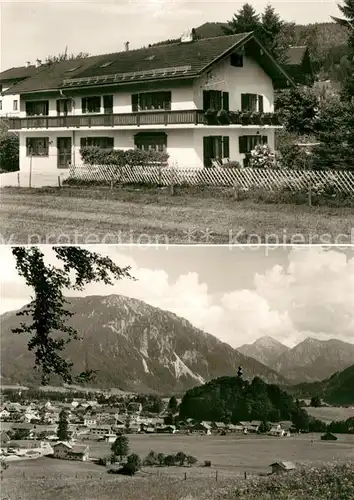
left=12, top=246, right=134, bottom=385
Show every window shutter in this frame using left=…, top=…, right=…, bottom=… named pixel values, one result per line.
left=82, top=98, right=87, bottom=114
left=80, top=138, right=87, bottom=148
left=239, top=136, right=247, bottom=154
left=222, top=92, right=229, bottom=111
left=203, top=136, right=213, bottom=167
left=131, top=94, right=139, bottom=112
left=203, top=90, right=211, bottom=110
left=262, top=135, right=268, bottom=144
left=56, top=100, right=60, bottom=113
left=26, top=138, right=31, bottom=155
left=164, top=92, right=171, bottom=110
left=258, top=95, right=264, bottom=113
left=107, top=137, right=114, bottom=149
left=222, top=136, right=230, bottom=159
left=241, top=94, right=249, bottom=112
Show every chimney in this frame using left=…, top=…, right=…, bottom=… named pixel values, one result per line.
left=35, top=59, right=42, bottom=68
left=125, top=42, right=130, bottom=52
left=25, top=61, right=31, bottom=68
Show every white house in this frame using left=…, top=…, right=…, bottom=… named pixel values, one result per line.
left=5, top=30, right=293, bottom=175
left=53, top=441, right=89, bottom=461
left=0, top=62, right=38, bottom=117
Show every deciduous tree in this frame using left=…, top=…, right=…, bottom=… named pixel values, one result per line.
left=12, top=247, right=133, bottom=384
left=111, top=435, right=130, bottom=461
left=57, top=409, right=69, bottom=441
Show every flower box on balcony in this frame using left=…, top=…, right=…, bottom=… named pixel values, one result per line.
left=229, top=112, right=242, bottom=125
left=216, top=109, right=231, bottom=125
left=205, top=108, right=218, bottom=125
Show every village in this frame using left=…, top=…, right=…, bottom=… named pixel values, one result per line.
left=0, top=391, right=299, bottom=463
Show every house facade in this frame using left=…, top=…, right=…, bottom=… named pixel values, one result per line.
left=6, top=31, right=293, bottom=175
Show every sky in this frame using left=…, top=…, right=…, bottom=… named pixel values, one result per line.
left=0, top=0, right=342, bottom=70
left=1, top=245, right=353, bottom=349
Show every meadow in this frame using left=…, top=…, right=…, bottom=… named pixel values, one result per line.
left=1, top=185, right=353, bottom=244
left=2, top=433, right=354, bottom=500
left=306, top=406, right=354, bottom=423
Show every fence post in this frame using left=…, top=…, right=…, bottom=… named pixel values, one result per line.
left=170, top=164, right=175, bottom=196
left=58, top=175, right=61, bottom=188
left=184, top=472, right=187, bottom=480
left=29, top=153, right=33, bottom=188
left=17, top=172, right=20, bottom=187
left=308, top=184, right=312, bottom=207
left=216, top=470, right=218, bottom=482
left=244, top=471, right=247, bottom=480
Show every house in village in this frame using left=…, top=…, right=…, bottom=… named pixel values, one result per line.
left=4, top=29, right=293, bottom=175
left=191, top=422, right=212, bottom=435
left=52, top=441, right=90, bottom=461
left=270, top=461, right=296, bottom=474
left=321, top=432, right=338, bottom=441
left=0, top=62, right=38, bottom=117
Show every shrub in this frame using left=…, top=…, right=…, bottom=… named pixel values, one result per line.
left=80, top=147, right=169, bottom=167
left=127, top=453, right=141, bottom=471
left=186, top=455, right=197, bottom=466
left=249, top=144, right=277, bottom=169
left=164, top=454, right=177, bottom=466
left=222, top=160, right=242, bottom=169
left=143, top=450, right=159, bottom=466
left=0, top=133, right=19, bottom=172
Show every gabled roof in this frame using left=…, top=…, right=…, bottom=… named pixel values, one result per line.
left=0, top=65, right=37, bottom=83
left=284, top=46, right=308, bottom=66
left=270, top=461, right=296, bottom=470
left=3, top=32, right=294, bottom=95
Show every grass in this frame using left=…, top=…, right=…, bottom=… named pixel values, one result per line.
left=306, top=406, right=354, bottom=423
left=2, top=434, right=353, bottom=500
left=1, top=185, right=353, bottom=245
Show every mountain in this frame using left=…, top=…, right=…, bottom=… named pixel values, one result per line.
left=237, top=336, right=290, bottom=366
left=293, top=364, right=354, bottom=405
left=0, top=295, right=287, bottom=394
left=274, top=338, right=354, bottom=383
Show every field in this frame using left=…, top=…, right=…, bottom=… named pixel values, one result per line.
left=307, top=406, right=354, bottom=423
left=1, top=186, right=353, bottom=245
left=2, top=433, right=354, bottom=500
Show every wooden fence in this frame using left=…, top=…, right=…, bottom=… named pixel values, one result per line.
left=68, top=164, right=354, bottom=193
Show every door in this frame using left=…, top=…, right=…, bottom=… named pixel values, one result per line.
left=57, top=137, right=72, bottom=168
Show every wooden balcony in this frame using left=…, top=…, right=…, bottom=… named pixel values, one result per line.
left=8, top=110, right=281, bottom=130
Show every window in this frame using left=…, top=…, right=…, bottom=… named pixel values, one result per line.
left=13, top=100, right=18, bottom=111
left=26, top=137, right=49, bottom=156
left=56, top=99, right=72, bottom=116
left=230, top=53, right=243, bottom=67
left=203, top=136, right=230, bottom=167
left=82, top=96, right=101, bottom=113
left=134, top=132, right=167, bottom=152
left=239, top=135, right=267, bottom=154
left=241, top=94, right=264, bottom=113
left=203, top=90, right=229, bottom=111
left=26, top=100, right=49, bottom=116
left=103, top=95, right=113, bottom=114
left=80, top=137, right=114, bottom=149
left=131, top=92, right=171, bottom=111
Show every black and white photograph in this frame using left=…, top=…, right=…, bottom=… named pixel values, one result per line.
left=0, top=0, right=354, bottom=498
left=0, top=0, right=353, bottom=244
left=0, top=245, right=353, bottom=498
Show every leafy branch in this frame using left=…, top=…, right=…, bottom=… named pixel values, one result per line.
left=12, top=247, right=134, bottom=385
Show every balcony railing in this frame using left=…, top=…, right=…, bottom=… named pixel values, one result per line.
left=8, top=110, right=281, bottom=130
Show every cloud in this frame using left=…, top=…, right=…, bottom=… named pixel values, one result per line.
left=1, top=246, right=353, bottom=348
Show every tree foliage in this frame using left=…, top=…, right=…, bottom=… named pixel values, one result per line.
left=223, top=3, right=260, bottom=35
left=179, top=375, right=309, bottom=430
left=168, top=395, right=178, bottom=413
left=0, top=133, right=19, bottom=172
left=332, top=0, right=354, bottom=100
left=111, top=435, right=130, bottom=461
left=12, top=247, right=133, bottom=384
left=44, top=48, right=90, bottom=66
left=57, top=409, right=69, bottom=441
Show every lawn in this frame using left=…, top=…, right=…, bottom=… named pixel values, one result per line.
left=1, top=186, right=353, bottom=245
left=307, top=406, right=354, bottom=423
left=2, top=434, right=353, bottom=500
